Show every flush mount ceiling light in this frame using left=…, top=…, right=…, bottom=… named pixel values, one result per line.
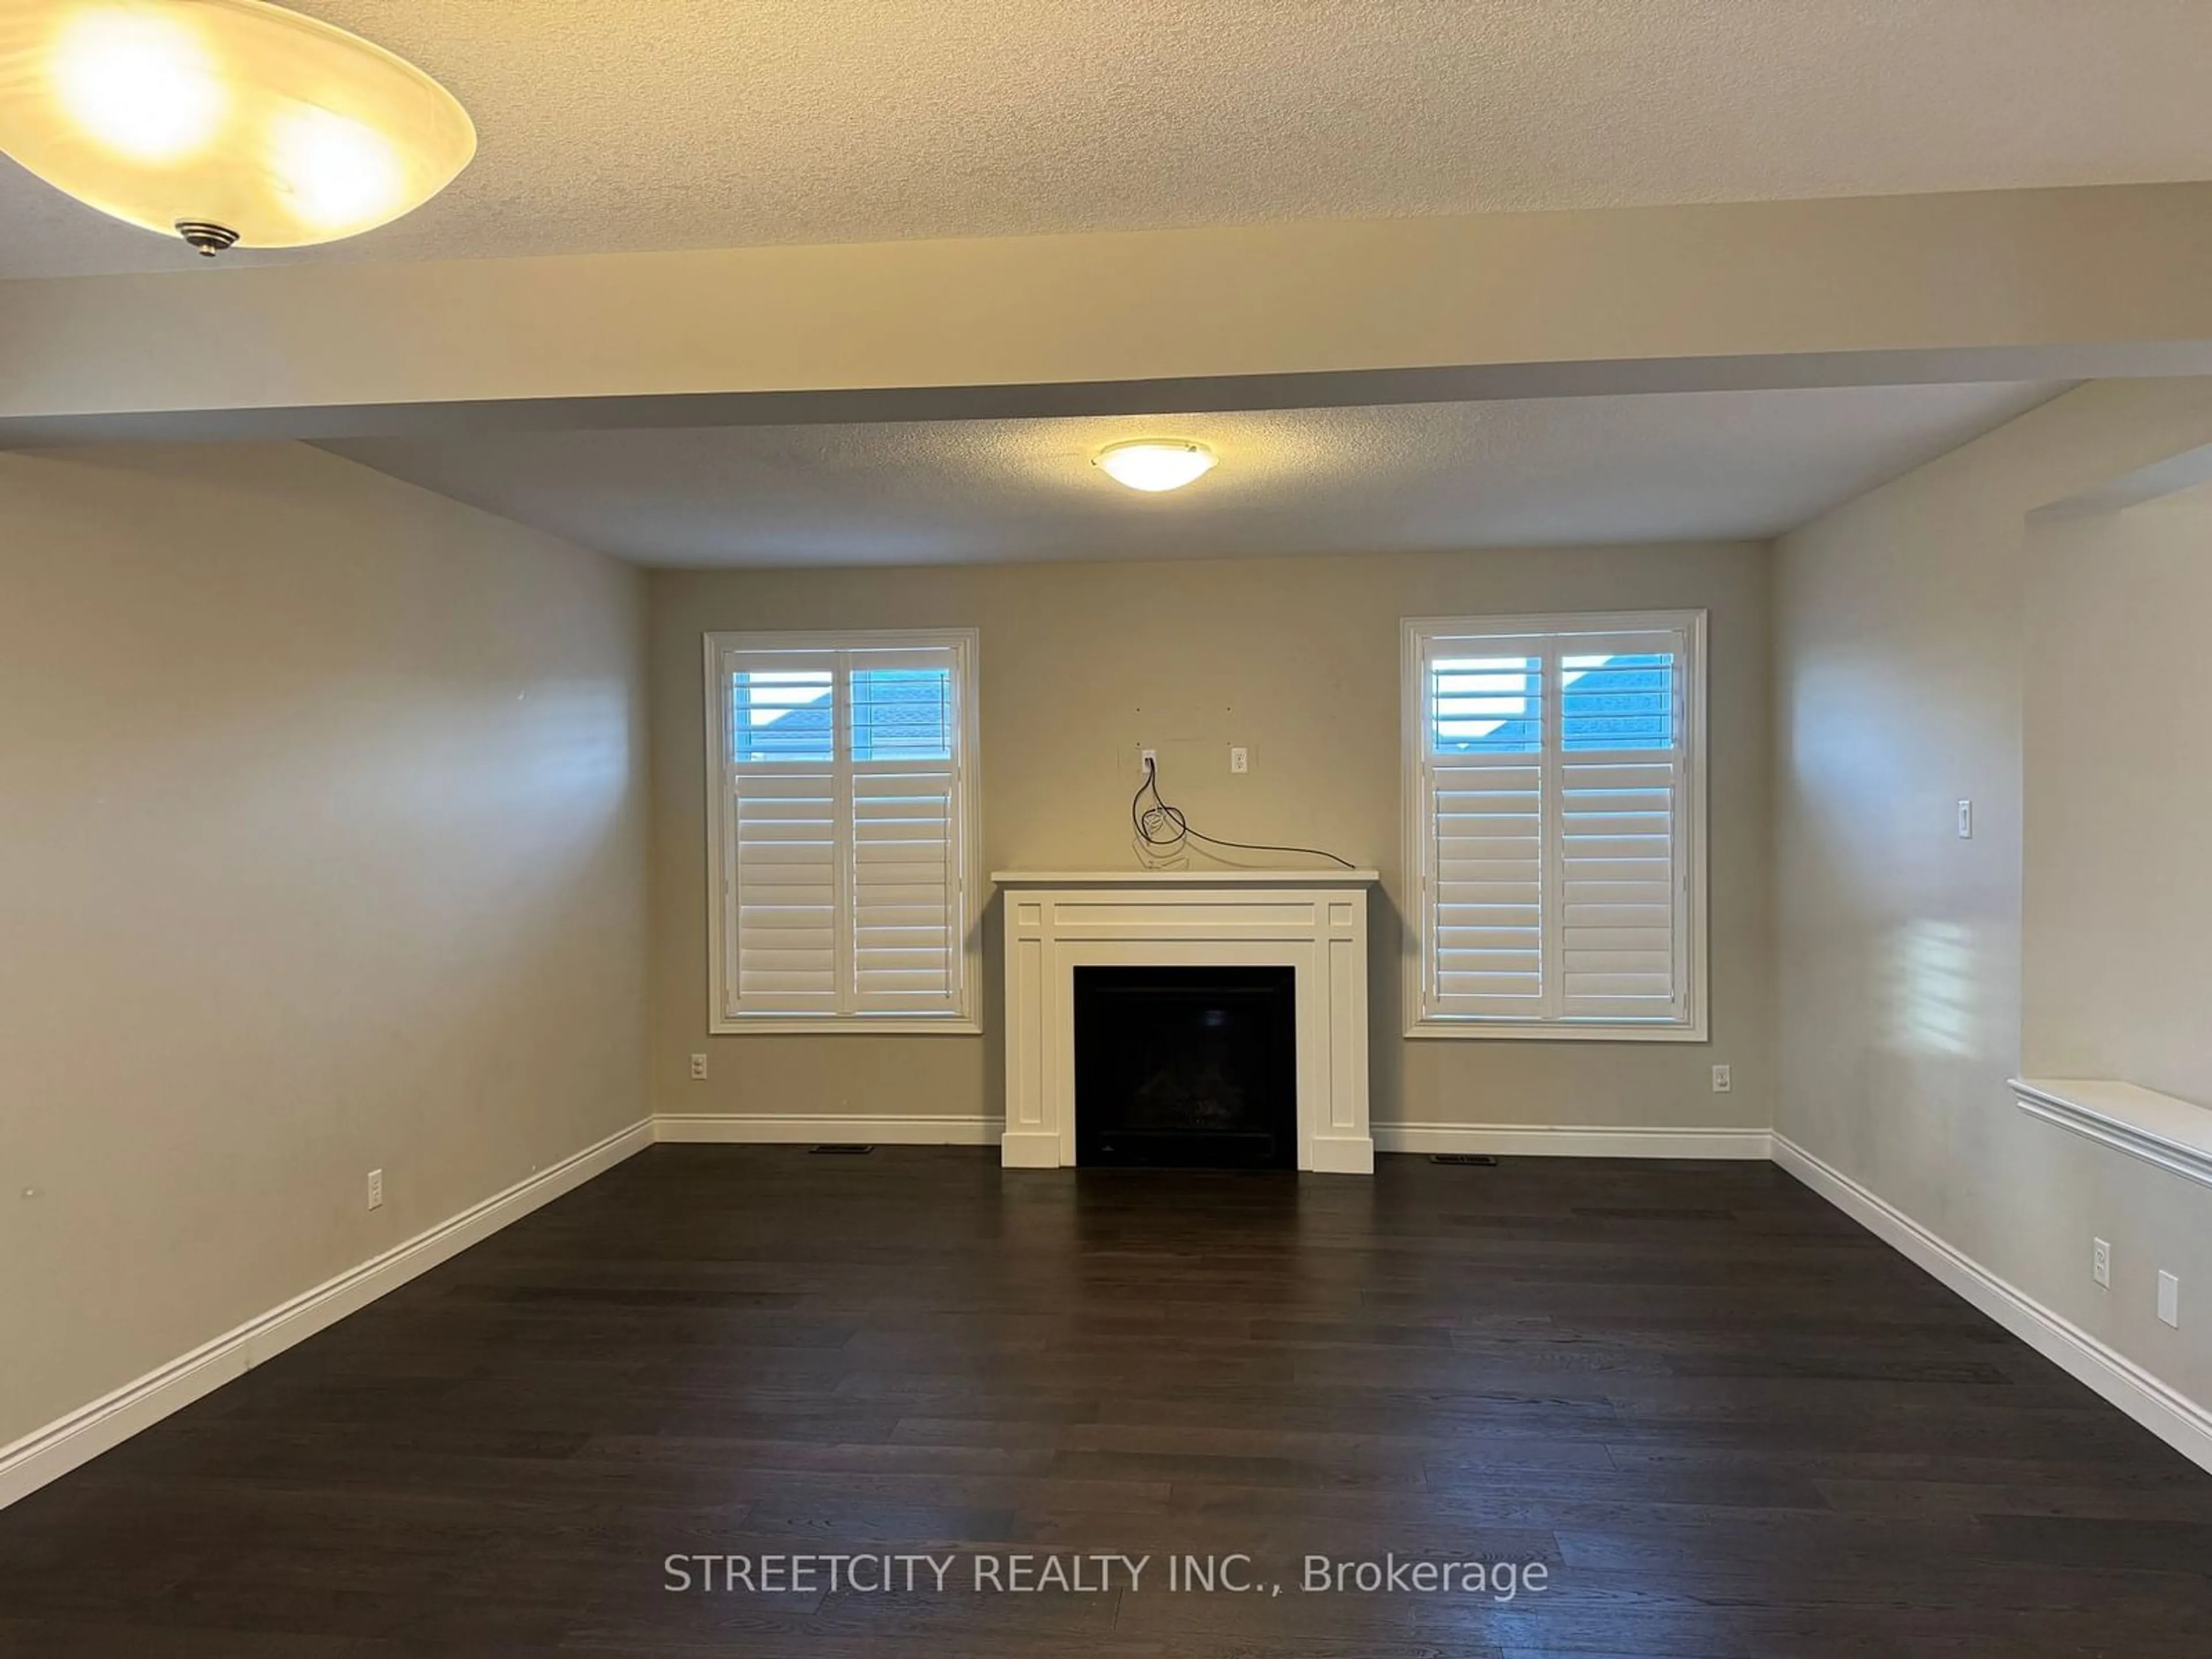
left=1093, top=439, right=1218, bottom=493
left=0, top=0, right=475, bottom=254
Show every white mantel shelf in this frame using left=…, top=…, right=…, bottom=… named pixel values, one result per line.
left=994, top=869, right=1380, bottom=887
left=998, top=870, right=1375, bottom=1175
left=2012, top=1077, right=2212, bottom=1191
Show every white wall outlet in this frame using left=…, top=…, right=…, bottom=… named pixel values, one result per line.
left=366, top=1168, right=384, bottom=1210
left=1711, top=1064, right=1732, bottom=1093
left=689, top=1052, right=709, bottom=1081
left=1229, top=745, right=1249, bottom=775
left=1956, top=798, right=1974, bottom=839
left=2159, top=1270, right=2181, bottom=1328
left=1138, top=746, right=1158, bottom=776
left=2093, top=1237, right=2111, bottom=1289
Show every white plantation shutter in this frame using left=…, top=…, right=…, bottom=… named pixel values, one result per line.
left=1408, top=614, right=1702, bottom=1034
left=730, top=771, right=840, bottom=1010
left=1556, top=632, right=1684, bottom=1021
left=851, top=768, right=959, bottom=1007
left=709, top=632, right=977, bottom=1028
left=1426, top=760, right=1546, bottom=1009
left=1559, top=760, right=1678, bottom=1012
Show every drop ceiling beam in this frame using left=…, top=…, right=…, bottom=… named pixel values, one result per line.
left=7, top=182, right=2212, bottom=444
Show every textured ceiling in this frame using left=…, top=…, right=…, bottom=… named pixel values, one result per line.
left=324, top=383, right=2063, bottom=568
left=6, top=1, right=2212, bottom=278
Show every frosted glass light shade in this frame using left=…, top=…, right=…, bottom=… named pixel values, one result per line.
left=0, top=0, right=475, bottom=251
left=1094, top=440, right=1218, bottom=493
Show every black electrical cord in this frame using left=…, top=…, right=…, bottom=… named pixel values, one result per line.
left=1130, top=755, right=1357, bottom=869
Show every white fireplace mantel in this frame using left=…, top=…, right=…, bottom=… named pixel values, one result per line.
left=994, top=868, right=1378, bottom=1174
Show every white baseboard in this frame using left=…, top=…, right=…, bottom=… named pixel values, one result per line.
left=1773, top=1133, right=2212, bottom=1475
left=1375, top=1122, right=1775, bottom=1160
left=654, top=1113, right=1002, bottom=1146
left=0, top=1117, right=653, bottom=1512
left=18, top=1112, right=2206, bottom=1517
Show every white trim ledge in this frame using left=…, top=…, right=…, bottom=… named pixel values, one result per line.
left=1375, top=1123, right=1772, bottom=1160
left=1404, top=1021, right=1709, bottom=1044
left=1774, top=1132, right=2212, bottom=1475
left=0, top=1116, right=654, bottom=1512
left=654, top=1114, right=1003, bottom=1146
left=2011, top=1077, right=2212, bottom=1190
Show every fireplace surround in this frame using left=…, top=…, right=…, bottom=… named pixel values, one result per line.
left=995, top=870, right=1377, bottom=1173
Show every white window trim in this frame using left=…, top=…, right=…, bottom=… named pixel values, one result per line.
left=1400, top=609, right=1709, bottom=1043
left=703, top=627, right=983, bottom=1035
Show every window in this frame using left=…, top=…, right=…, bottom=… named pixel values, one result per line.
left=705, top=630, right=980, bottom=1032
left=1402, top=611, right=1706, bottom=1039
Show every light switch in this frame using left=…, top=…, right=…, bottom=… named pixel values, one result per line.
left=1956, top=799, right=1974, bottom=839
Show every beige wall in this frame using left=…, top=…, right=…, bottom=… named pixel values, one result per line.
left=0, top=443, right=649, bottom=1449
left=648, top=544, right=1772, bottom=1132
left=1776, top=378, right=2212, bottom=1408
left=2024, top=485, right=2212, bottom=1104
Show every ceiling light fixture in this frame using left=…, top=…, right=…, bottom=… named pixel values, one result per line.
left=1094, top=440, right=1218, bottom=493
left=0, top=0, right=475, bottom=255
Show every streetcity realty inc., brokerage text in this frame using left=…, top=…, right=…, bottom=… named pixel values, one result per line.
left=664, top=1550, right=1552, bottom=1602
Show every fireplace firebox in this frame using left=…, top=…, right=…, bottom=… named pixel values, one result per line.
left=1073, top=965, right=1297, bottom=1168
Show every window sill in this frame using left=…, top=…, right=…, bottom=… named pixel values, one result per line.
left=1406, top=1019, right=1707, bottom=1043
left=2012, top=1077, right=2212, bottom=1190
left=710, top=1017, right=983, bottom=1037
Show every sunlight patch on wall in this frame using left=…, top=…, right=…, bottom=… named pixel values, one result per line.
left=1884, top=916, right=1980, bottom=1059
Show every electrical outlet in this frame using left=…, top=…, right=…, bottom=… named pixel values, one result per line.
left=1956, top=798, right=1974, bottom=839
left=2159, top=1270, right=2180, bottom=1328
left=1711, top=1064, right=1732, bottom=1093
left=366, top=1168, right=383, bottom=1210
left=689, top=1052, right=709, bottom=1081
left=2093, top=1237, right=2111, bottom=1289
left=1229, top=745, right=1249, bottom=775
left=1138, top=747, right=1158, bottom=776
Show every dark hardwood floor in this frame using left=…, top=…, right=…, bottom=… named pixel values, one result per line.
left=5, top=1146, right=2211, bottom=1656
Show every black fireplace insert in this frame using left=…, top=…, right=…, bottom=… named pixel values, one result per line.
left=1073, top=965, right=1297, bottom=1168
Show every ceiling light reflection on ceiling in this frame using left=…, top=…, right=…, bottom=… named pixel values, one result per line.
left=0, top=0, right=475, bottom=254
left=1094, top=440, right=1218, bottom=493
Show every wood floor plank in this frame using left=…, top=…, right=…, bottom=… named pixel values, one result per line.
left=2, top=1146, right=2209, bottom=1652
